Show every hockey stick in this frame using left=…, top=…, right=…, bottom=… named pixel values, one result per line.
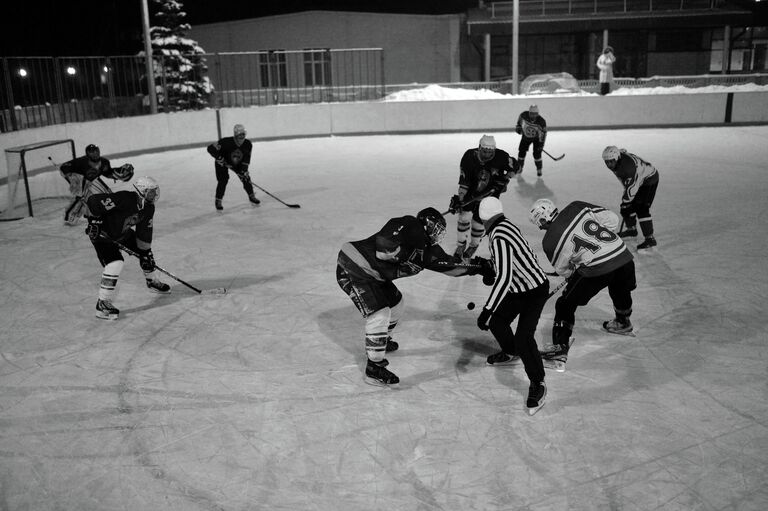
left=441, top=191, right=495, bottom=216
left=543, top=149, right=565, bottom=161
left=100, top=235, right=227, bottom=295
left=250, top=182, right=301, bottom=209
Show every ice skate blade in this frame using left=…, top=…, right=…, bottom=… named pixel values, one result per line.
left=526, top=400, right=546, bottom=416
left=364, top=375, right=399, bottom=387
left=96, top=312, right=118, bottom=321
left=603, top=328, right=636, bottom=337
left=542, top=359, right=566, bottom=372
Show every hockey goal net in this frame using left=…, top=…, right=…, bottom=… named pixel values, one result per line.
left=1, top=139, right=75, bottom=221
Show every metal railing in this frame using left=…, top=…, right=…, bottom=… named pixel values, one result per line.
left=1, top=49, right=384, bottom=132
left=489, top=0, right=718, bottom=17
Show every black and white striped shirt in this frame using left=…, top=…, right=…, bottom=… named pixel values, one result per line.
left=485, top=217, right=547, bottom=312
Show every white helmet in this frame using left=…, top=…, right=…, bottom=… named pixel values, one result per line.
left=479, top=197, right=503, bottom=221
left=478, top=135, right=496, bottom=162
left=529, top=198, right=558, bottom=229
left=602, top=146, right=621, bottom=162
left=133, top=176, right=159, bottom=208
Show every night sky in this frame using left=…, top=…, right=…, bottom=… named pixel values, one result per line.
left=1, top=0, right=478, bottom=57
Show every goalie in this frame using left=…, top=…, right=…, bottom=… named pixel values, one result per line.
left=59, top=144, right=134, bottom=226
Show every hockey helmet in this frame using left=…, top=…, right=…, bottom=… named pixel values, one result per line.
left=478, top=135, right=496, bottom=162
left=478, top=197, right=503, bottom=221
left=602, top=145, right=621, bottom=170
left=417, top=207, right=447, bottom=246
left=529, top=198, right=558, bottom=229
left=85, top=144, right=100, bottom=162
left=133, top=176, right=160, bottom=208
left=233, top=124, right=247, bottom=142
left=529, top=104, right=539, bottom=116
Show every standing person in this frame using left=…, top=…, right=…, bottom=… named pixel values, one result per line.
left=515, top=104, right=547, bottom=177
left=59, top=144, right=134, bottom=226
left=336, top=207, right=495, bottom=386
left=206, top=124, right=258, bottom=210
left=476, top=197, right=549, bottom=415
left=448, top=135, right=519, bottom=262
left=597, top=46, right=616, bottom=95
left=84, top=176, right=170, bottom=320
left=529, top=198, right=636, bottom=371
left=602, top=146, right=660, bottom=249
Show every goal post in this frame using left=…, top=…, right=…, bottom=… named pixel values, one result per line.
left=1, top=139, right=75, bottom=221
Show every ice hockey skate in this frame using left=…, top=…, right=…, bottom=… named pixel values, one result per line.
left=95, top=299, right=119, bottom=320
left=526, top=381, right=547, bottom=415
left=215, top=198, right=223, bottom=211
left=618, top=227, right=638, bottom=238
left=146, top=278, right=171, bottom=294
left=453, top=242, right=466, bottom=262
left=365, top=359, right=399, bottom=386
left=539, top=337, right=575, bottom=372
left=636, top=236, right=657, bottom=250
left=248, top=194, right=261, bottom=206
left=486, top=351, right=521, bottom=366
left=385, top=338, right=399, bottom=352
left=602, top=318, right=635, bottom=336
left=462, top=244, right=479, bottom=261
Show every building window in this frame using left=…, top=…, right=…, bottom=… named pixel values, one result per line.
left=259, top=51, right=287, bottom=87
left=304, top=49, right=331, bottom=86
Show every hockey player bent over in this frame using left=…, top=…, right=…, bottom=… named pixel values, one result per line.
left=448, top=135, right=519, bottom=262
left=336, top=207, right=495, bottom=386
left=85, top=176, right=170, bottom=320
left=206, top=124, right=259, bottom=210
left=602, top=146, right=660, bottom=250
left=529, top=198, right=637, bottom=371
left=59, top=144, right=134, bottom=225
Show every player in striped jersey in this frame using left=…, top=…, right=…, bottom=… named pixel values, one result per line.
left=602, top=146, right=660, bottom=249
left=476, top=197, right=549, bottom=415
left=529, top=198, right=637, bottom=370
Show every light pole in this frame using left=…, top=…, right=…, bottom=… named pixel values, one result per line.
left=140, top=0, right=158, bottom=114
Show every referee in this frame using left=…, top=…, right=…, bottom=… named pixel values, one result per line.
left=476, top=197, right=549, bottom=415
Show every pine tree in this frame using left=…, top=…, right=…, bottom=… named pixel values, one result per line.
left=146, top=0, right=213, bottom=111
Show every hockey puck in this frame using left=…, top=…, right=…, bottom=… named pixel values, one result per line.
left=467, top=302, right=476, bottom=310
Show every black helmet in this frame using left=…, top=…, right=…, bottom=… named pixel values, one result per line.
left=85, top=144, right=100, bottom=162
left=416, top=207, right=447, bottom=245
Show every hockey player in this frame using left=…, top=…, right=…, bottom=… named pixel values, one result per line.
left=336, top=207, right=495, bottom=386
left=602, top=146, right=660, bottom=249
left=448, top=135, right=519, bottom=262
left=59, top=144, right=134, bottom=225
left=206, top=124, right=258, bottom=210
left=515, top=104, right=547, bottom=177
left=84, top=176, right=170, bottom=320
left=476, top=197, right=549, bottom=415
left=529, top=198, right=637, bottom=371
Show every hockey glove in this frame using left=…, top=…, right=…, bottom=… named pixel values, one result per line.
left=477, top=307, right=492, bottom=331
left=469, top=257, right=496, bottom=285
left=215, top=156, right=226, bottom=167
left=113, top=163, right=134, bottom=182
left=138, top=249, right=156, bottom=272
left=85, top=218, right=102, bottom=241
left=448, top=194, right=462, bottom=214
left=515, top=126, right=522, bottom=135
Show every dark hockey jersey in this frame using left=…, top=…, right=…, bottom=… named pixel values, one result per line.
left=542, top=201, right=632, bottom=278
left=60, top=155, right=117, bottom=183
left=207, top=136, right=253, bottom=172
left=339, top=215, right=471, bottom=282
left=516, top=111, right=547, bottom=142
left=87, top=191, right=155, bottom=250
left=458, top=148, right=514, bottom=201
left=611, top=151, right=659, bottom=205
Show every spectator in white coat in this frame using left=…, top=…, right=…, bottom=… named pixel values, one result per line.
left=597, top=46, right=616, bottom=95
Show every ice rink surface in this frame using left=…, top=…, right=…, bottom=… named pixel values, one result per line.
left=1, top=126, right=767, bottom=510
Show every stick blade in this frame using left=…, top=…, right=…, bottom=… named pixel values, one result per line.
left=554, top=154, right=565, bottom=161
left=288, top=204, right=301, bottom=208
left=201, top=287, right=228, bottom=295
